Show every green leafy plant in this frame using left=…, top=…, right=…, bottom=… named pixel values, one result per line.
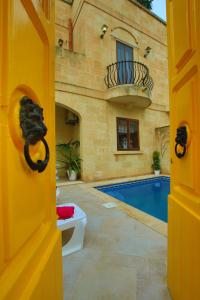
left=56, top=140, right=81, bottom=175
left=136, top=0, right=153, bottom=10
left=152, top=151, right=160, bottom=171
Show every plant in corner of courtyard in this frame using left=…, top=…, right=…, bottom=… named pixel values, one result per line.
left=152, top=151, right=161, bottom=174
left=136, top=0, right=153, bottom=10
left=56, top=140, right=81, bottom=180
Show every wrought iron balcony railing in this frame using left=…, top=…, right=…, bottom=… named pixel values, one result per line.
left=104, top=60, right=154, bottom=92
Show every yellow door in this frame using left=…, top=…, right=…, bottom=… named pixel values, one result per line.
left=0, top=1, right=63, bottom=299
left=167, top=1, right=200, bottom=299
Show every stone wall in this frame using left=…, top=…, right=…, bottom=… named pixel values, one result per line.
left=55, top=0, right=169, bottom=107
left=56, top=88, right=169, bottom=181
left=55, top=0, right=170, bottom=181
left=155, top=126, right=170, bottom=174
left=56, top=105, right=72, bottom=144
left=55, top=104, right=80, bottom=177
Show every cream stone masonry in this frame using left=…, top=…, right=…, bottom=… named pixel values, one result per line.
left=55, top=0, right=170, bottom=181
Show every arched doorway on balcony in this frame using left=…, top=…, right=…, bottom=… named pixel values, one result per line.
left=55, top=103, right=81, bottom=182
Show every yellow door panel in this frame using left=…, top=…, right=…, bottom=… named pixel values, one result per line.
left=32, top=0, right=50, bottom=18
left=167, top=0, right=200, bottom=299
left=0, top=0, right=6, bottom=275
left=0, top=129, right=5, bottom=274
left=0, top=0, right=63, bottom=299
left=6, top=0, right=51, bottom=257
left=29, top=232, right=63, bottom=300
left=172, top=72, right=196, bottom=190
left=168, top=0, right=196, bottom=71
left=168, top=196, right=200, bottom=300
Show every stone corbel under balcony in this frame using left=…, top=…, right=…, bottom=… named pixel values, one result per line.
left=106, top=84, right=152, bottom=107
left=104, top=61, right=153, bottom=108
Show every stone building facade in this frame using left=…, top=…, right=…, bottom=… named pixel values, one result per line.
left=55, top=0, right=169, bottom=181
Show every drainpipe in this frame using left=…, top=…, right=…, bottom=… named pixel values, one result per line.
left=68, top=18, right=73, bottom=51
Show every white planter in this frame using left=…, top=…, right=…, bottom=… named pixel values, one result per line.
left=154, top=170, right=160, bottom=176
left=56, top=187, right=61, bottom=200
left=67, top=170, right=77, bottom=181
left=56, top=168, right=59, bottom=181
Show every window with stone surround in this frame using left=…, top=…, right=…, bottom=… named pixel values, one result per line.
left=117, top=118, right=140, bottom=150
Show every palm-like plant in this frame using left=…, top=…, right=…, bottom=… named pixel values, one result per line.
left=56, top=140, right=81, bottom=175
left=152, top=151, right=160, bottom=171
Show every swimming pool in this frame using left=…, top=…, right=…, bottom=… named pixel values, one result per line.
left=96, top=177, right=170, bottom=222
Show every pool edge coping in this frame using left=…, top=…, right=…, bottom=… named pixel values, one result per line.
left=85, top=175, right=168, bottom=237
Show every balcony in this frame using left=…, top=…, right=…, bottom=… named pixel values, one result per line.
left=105, top=61, right=153, bottom=108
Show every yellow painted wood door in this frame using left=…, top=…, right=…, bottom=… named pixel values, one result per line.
left=167, top=1, right=200, bottom=299
left=0, top=1, right=63, bottom=299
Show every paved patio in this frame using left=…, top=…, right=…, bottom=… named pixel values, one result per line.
left=58, top=182, right=171, bottom=300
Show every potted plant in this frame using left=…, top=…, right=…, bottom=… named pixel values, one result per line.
left=56, top=140, right=81, bottom=181
left=152, top=151, right=161, bottom=175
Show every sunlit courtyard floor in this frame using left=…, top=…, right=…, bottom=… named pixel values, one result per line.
left=58, top=178, right=171, bottom=300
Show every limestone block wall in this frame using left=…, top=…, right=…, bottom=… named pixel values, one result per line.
left=56, top=0, right=169, bottom=107
left=56, top=89, right=169, bottom=181
left=56, top=105, right=72, bottom=144
left=55, top=0, right=170, bottom=181
left=56, top=89, right=107, bottom=181
left=155, top=126, right=170, bottom=174
left=55, top=105, right=80, bottom=177
left=55, top=0, right=72, bottom=50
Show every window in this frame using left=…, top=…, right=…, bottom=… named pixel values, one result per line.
left=117, top=118, right=139, bottom=150
left=116, top=41, right=133, bottom=84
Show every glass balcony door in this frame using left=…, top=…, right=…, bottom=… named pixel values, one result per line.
left=117, top=41, right=133, bottom=84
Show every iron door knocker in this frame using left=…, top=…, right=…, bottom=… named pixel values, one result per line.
left=20, top=96, right=49, bottom=172
left=175, top=126, right=187, bottom=159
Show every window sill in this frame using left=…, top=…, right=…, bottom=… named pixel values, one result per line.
left=114, top=151, right=143, bottom=155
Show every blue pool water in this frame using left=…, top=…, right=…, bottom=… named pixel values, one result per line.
left=96, top=177, right=170, bottom=222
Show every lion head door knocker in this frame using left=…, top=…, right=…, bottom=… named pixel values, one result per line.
left=175, top=126, right=187, bottom=159
left=20, top=96, right=49, bottom=172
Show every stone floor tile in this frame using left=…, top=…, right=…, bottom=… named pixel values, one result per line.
left=58, top=182, right=171, bottom=300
